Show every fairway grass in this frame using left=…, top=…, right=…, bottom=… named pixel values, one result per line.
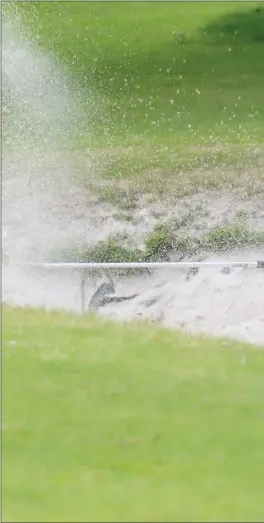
left=13, top=1, right=264, bottom=146
left=2, top=306, right=264, bottom=522
left=4, top=2, right=264, bottom=198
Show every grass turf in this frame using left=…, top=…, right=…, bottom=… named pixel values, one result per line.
left=11, top=1, right=264, bottom=145
left=2, top=306, right=264, bottom=522
left=4, top=1, right=264, bottom=192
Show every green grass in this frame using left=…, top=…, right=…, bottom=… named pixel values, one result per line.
left=11, top=1, right=264, bottom=147
left=2, top=306, right=264, bottom=522
left=4, top=1, right=264, bottom=196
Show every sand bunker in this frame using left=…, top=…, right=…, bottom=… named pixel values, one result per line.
left=3, top=248, right=264, bottom=346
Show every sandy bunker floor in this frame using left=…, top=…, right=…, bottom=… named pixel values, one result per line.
left=3, top=248, right=264, bottom=346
